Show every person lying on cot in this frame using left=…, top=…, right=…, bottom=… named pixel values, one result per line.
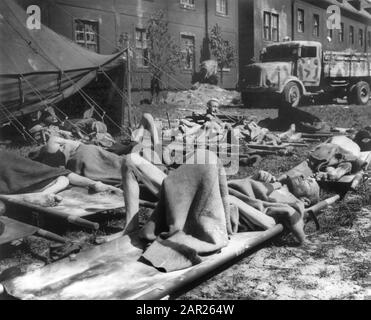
left=28, top=107, right=114, bottom=148
left=120, top=147, right=320, bottom=243
left=30, top=113, right=164, bottom=185
left=177, top=99, right=233, bottom=143
left=308, top=136, right=367, bottom=182
left=0, top=149, right=122, bottom=207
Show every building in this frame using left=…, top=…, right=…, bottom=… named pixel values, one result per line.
left=18, top=0, right=239, bottom=91
left=239, top=0, right=371, bottom=76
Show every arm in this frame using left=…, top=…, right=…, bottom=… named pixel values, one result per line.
left=251, top=170, right=277, bottom=183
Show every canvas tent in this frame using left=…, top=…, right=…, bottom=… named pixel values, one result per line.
left=0, top=0, right=124, bottom=124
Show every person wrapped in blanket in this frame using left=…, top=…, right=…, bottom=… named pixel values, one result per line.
left=116, top=147, right=321, bottom=272
left=308, top=136, right=367, bottom=182
left=0, top=149, right=122, bottom=208
left=119, top=137, right=366, bottom=272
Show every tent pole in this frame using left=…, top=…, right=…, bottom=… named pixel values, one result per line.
left=127, top=40, right=133, bottom=129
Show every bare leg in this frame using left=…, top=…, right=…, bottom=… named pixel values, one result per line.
left=121, top=153, right=167, bottom=233
left=132, top=113, right=160, bottom=146
left=229, top=195, right=276, bottom=230
left=37, top=176, right=70, bottom=194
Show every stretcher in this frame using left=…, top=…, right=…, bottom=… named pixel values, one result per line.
left=0, top=216, right=66, bottom=246
left=0, top=187, right=126, bottom=230
left=1, top=153, right=369, bottom=300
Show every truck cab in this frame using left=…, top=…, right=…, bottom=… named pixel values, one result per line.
left=240, top=40, right=371, bottom=107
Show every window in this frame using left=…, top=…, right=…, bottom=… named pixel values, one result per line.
left=135, top=28, right=149, bottom=67
left=350, top=26, right=354, bottom=44
left=180, top=0, right=195, bottom=9
left=271, top=14, right=279, bottom=42
left=301, top=46, right=317, bottom=58
left=313, top=14, right=319, bottom=37
left=75, top=20, right=99, bottom=52
left=359, top=29, right=364, bottom=47
left=327, top=28, right=333, bottom=41
left=368, top=31, right=371, bottom=47
left=339, top=23, right=344, bottom=42
left=216, top=0, right=227, bottom=15
left=263, top=12, right=279, bottom=42
left=181, top=34, right=195, bottom=71
left=297, top=9, right=304, bottom=33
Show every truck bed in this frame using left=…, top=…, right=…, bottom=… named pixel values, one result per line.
left=324, top=51, right=371, bottom=79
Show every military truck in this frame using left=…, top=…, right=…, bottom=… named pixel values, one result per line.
left=240, top=41, right=371, bottom=107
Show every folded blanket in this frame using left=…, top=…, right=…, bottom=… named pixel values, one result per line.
left=67, top=144, right=123, bottom=185
left=0, top=150, right=70, bottom=195
left=139, top=150, right=237, bottom=272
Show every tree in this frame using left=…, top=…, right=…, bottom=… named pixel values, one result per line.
left=146, top=10, right=182, bottom=102
left=209, top=24, right=236, bottom=85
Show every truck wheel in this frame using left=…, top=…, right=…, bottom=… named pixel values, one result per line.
left=351, top=81, right=370, bottom=105
left=283, top=82, right=301, bottom=107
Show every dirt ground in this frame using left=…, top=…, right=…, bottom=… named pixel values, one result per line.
left=1, top=101, right=371, bottom=300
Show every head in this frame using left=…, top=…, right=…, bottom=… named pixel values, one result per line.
left=39, top=108, right=58, bottom=126
left=206, top=99, right=220, bottom=115
left=35, top=138, right=79, bottom=168
left=286, top=175, right=320, bottom=206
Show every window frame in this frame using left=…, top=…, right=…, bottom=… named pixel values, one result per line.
left=297, top=9, right=305, bottom=33
left=350, top=25, right=354, bottom=45
left=368, top=31, right=371, bottom=48
left=180, top=0, right=195, bottom=10
left=339, top=22, right=344, bottom=43
left=74, top=19, right=99, bottom=53
left=263, top=11, right=279, bottom=42
left=359, top=29, right=364, bottom=47
left=180, top=33, right=196, bottom=72
left=313, top=14, right=320, bottom=37
left=135, top=27, right=149, bottom=68
left=216, top=0, right=228, bottom=16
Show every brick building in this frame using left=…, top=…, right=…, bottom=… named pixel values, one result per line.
left=239, top=0, right=371, bottom=77
left=18, top=0, right=239, bottom=91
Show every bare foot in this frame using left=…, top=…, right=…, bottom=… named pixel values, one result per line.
left=89, top=182, right=123, bottom=196
left=21, top=193, right=63, bottom=207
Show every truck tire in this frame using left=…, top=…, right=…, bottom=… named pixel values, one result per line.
left=350, top=81, right=370, bottom=105
left=282, top=82, right=301, bottom=107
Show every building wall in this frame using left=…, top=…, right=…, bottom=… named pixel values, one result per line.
left=254, top=0, right=292, bottom=58
left=292, top=0, right=371, bottom=52
left=238, top=0, right=371, bottom=81
left=18, top=0, right=239, bottom=90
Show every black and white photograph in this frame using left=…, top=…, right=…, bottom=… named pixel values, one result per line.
left=0, top=0, right=370, bottom=303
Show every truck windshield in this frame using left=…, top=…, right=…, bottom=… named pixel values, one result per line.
left=262, top=45, right=299, bottom=62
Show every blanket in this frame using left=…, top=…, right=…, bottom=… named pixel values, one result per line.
left=139, top=150, right=237, bottom=272
left=0, top=150, right=70, bottom=195
left=228, top=178, right=305, bottom=243
left=67, top=144, right=123, bottom=185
